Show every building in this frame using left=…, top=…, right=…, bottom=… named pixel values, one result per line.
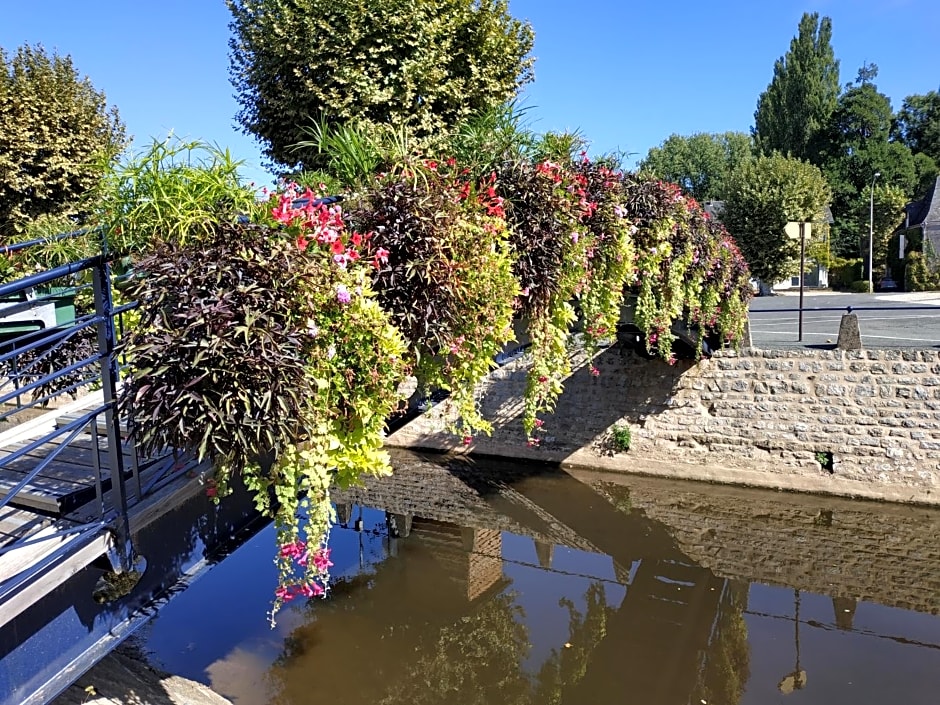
left=901, top=175, right=940, bottom=269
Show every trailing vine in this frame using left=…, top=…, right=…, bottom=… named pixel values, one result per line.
left=349, top=160, right=518, bottom=439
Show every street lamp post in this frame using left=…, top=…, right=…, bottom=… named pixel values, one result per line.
left=868, top=172, right=881, bottom=293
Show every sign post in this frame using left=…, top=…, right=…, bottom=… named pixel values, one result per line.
left=785, top=222, right=812, bottom=342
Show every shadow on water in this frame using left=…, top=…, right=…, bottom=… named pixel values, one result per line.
left=130, top=450, right=940, bottom=705
left=0, top=482, right=266, bottom=705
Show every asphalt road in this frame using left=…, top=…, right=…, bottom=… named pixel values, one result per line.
left=748, top=291, right=940, bottom=350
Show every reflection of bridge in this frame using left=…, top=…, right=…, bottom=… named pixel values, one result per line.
left=329, top=450, right=740, bottom=705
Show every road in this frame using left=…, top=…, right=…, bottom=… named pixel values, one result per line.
left=747, top=291, right=940, bottom=349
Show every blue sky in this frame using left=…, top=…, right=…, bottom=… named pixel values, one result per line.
left=2, top=1, right=937, bottom=188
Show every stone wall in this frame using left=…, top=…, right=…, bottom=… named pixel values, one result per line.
left=386, top=344, right=940, bottom=505
left=579, top=470, right=940, bottom=615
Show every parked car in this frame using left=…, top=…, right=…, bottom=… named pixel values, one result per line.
left=877, top=275, right=899, bottom=292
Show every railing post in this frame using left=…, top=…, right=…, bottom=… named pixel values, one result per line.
left=92, top=256, right=134, bottom=572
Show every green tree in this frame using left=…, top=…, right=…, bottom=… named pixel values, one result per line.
left=753, top=12, right=840, bottom=162
left=817, top=79, right=918, bottom=257
left=228, top=0, right=534, bottom=171
left=0, top=44, right=126, bottom=236
left=859, top=183, right=908, bottom=278
left=721, top=153, right=831, bottom=284
left=893, top=90, right=940, bottom=165
left=637, top=131, right=753, bottom=202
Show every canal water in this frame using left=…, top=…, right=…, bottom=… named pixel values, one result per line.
left=135, top=450, right=940, bottom=705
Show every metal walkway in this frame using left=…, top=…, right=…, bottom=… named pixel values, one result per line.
left=0, top=234, right=224, bottom=704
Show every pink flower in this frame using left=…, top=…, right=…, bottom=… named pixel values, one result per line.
left=279, top=540, right=306, bottom=560
left=336, top=284, right=351, bottom=304
left=534, top=419, right=544, bottom=428
left=275, top=586, right=295, bottom=603
left=590, top=366, right=600, bottom=377
left=312, top=548, right=333, bottom=573
left=299, top=582, right=325, bottom=598
left=296, top=236, right=309, bottom=252
left=463, top=435, right=472, bottom=446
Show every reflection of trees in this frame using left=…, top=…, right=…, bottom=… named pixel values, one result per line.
left=696, top=581, right=751, bottom=705
left=376, top=592, right=532, bottom=705
left=533, top=583, right=613, bottom=705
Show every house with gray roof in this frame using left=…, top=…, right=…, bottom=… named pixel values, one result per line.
left=902, top=175, right=940, bottom=270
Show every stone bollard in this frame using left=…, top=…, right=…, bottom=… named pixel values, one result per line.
left=836, top=312, right=862, bottom=350
left=741, top=319, right=753, bottom=348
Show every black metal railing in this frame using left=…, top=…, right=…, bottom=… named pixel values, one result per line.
left=0, top=232, right=152, bottom=608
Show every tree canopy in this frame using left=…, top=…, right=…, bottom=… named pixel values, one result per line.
left=721, top=153, right=831, bottom=284
left=0, top=44, right=126, bottom=236
left=893, top=90, right=940, bottom=167
left=637, top=132, right=753, bottom=202
left=753, top=12, right=840, bottom=162
left=816, top=76, right=924, bottom=256
left=227, top=0, right=534, bottom=171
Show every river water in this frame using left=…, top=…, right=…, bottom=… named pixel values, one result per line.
left=136, top=450, right=940, bottom=705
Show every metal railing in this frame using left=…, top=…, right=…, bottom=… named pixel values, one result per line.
left=0, top=231, right=181, bottom=609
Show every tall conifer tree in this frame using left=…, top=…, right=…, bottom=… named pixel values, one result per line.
left=753, top=13, right=840, bottom=163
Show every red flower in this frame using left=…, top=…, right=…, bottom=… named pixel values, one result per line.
left=331, top=239, right=345, bottom=255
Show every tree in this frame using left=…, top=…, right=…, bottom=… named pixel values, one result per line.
left=816, top=79, right=918, bottom=256
left=228, top=0, right=534, bottom=171
left=857, top=183, right=907, bottom=277
left=637, top=132, right=753, bottom=202
left=721, top=153, right=831, bottom=284
left=753, top=12, right=840, bottom=162
left=0, top=44, right=126, bottom=236
left=893, top=91, right=940, bottom=166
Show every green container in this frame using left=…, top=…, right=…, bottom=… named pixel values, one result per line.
left=0, top=286, right=78, bottom=339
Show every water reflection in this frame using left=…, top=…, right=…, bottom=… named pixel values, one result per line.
left=139, top=451, right=940, bottom=705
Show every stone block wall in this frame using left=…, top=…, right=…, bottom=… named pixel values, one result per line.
left=386, top=345, right=940, bottom=505
left=584, top=472, right=940, bottom=615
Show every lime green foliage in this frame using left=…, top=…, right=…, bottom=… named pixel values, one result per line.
left=228, top=0, right=534, bottom=171
left=904, top=252, right=940, bottom=291
left=349, top=162, right=518, bottom=438
left=721, top=153, right=831, bottom=285
left=0, top=213, right=100, bottom=284
left=621, top=177, right=752, bottom=361
left=0, top=44, right=126, bottom=236
left=498, top=157, right=595, bottom=437
left=611, top=424, right=631, bottom=452
left=95, top=138, right=258, bottom=256
left=577, top=159, right=635, bottom=360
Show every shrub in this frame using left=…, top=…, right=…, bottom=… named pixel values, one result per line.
left=904, top=251, right=940, bottom=292
left=848, top=279, right=871, bottom=293
left=349, top=161, right=518, bottom=438
left=612, top=424, right=632, bottom=451
left=497, top=157, right=594, bottom=437
left=123, top=194, right=408, bottom=619
left=828, top=257, right=863, bottom=290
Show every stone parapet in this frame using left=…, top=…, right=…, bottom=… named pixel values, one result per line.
left=386, top=345, right=940, bottom=505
